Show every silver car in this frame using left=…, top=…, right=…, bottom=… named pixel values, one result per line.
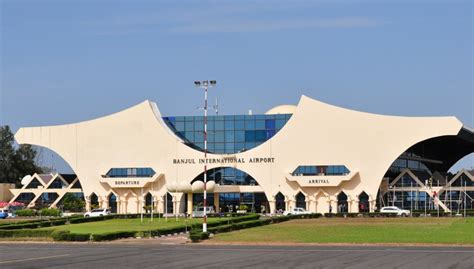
left=191, top=206, right=214, bottom=218
left=380, top=206, right=410, bottom=217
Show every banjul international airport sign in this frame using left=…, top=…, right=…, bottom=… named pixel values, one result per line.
left=172, top=157, right=275, bottom=165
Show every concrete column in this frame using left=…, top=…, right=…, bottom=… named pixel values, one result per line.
left=327, top=199, right=333, bottom=214
left=354, top=200, right=360, bottom=213
left=269, top=200, right=276, bottom=214
left=85, top=198, right=91, bottom=212
left=152, top=196, right=158, bottom=213
left=116, top=197, right=121, bottom=214
left=135, top=198, right=140, bottom=213
left=288, top=199, right=295, bottom=211
left=158, top=198, right=164, bottom=214
left=172, top=196, right=177, bottom=215
left=214, top=193, right=219, bottom=213
left=140, top=198, right=145, bottom=214
left=187, top=193, right=193, bottom=215
left=122, top=200, right=128, bottom=214
left=101, top=197, right=107, bottom=210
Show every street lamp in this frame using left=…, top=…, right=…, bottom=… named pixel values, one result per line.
left=194, top=80, right=216, bottom=233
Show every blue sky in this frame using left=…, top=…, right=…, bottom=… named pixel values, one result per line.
left=1, top=0, right=472, bottom=173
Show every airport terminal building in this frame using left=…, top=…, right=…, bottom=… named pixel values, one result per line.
left=10, top=95, right=474, bottom=214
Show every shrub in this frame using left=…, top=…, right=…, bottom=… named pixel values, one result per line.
left=70, top=216, right=108, bottom=224
left=39, top=208, right=61, bottom=217
left=189, top=231, right=209, bottom=243
left=0, top=229, right=53, bottom=238
left=51, top=230, right=90, bottom=241
left=15, top=209, right=36, bottom=216
left=61, top=193, right=86, bottom=212
left=92, top=231, right=137, bottom=241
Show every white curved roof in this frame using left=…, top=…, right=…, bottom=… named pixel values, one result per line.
left=265, top=105, right=296, bottom=115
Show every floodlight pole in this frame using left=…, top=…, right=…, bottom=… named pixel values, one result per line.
left=195, top=80, right=216, bottom=233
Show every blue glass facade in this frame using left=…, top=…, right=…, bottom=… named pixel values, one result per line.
left=292, top=165, right=350, bottom=176
left=163, top=114, right=292, bottom=154
left=192, top=167, right=259, bottom=186
left=106, top=168, right=156, bottom=178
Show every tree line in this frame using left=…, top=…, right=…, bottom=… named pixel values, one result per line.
left=0, top=125, right=43, bottom=186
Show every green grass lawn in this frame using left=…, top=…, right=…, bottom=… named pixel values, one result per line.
left=213, top=217, right=474, bottom=245
left=42, top=217, right=225, bottom=234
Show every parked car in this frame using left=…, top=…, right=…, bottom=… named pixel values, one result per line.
left=380, top=206, right=410, bottom=217
left=191, top=206, right=214, bottom=218
left=0, top=209, right=8, bottom=219
left=283, top=207, right=311, bottom=216
left=84, top=208, right=111, bottom=217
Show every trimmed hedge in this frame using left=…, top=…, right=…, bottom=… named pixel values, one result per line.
left=51, top=230, right=91, bottom=241
left=0, top=217, right=71, bottom=230
left=39, top=208, right=61, bottom=217
left=0, top=229, right=53, bottom=238
left=15, top=209, right=36, bottom=217
left=190, top=231, right=209, bottom=243
left=92, top=231, right=137, bottom=241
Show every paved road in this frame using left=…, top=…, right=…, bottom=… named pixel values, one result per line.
left=0, top=243, right=473, bottom=269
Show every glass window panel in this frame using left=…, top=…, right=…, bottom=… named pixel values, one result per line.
left=224, top=115, right=234, bottom=121
left=194, top=121, right=204, bottom=131
left=207, top=120, right=214, bottom=130
left=245, top=142, right=256, bottom=149
left=266, top=130, right=276, bottom=139
left=255, top=130, right=266, bottom=141
left=234, top=115, right=245, bottom=120
left=255, top=120, right=265, bottom=129
left=225, top=131, right=234, bottom=142
left=245, top=131, right=256, bottom=142
left=215, top=116, right=225, bottom=121
left=185, top=132, right=194, bottom=142
left=245, top=115, right=254, bottom=121
left=185, top=116, right=194, bottom=122
left=255, top=115, right=265, bottom=120
left=275, top=114, right=286, bottom=120
left=225, top=120, right=234, bottom=130
left=235, top=131, right=245, bottom=142
left=225, top=143, right=234, bottom=151
left=214, top=143, right=225, bottom=151
left=276, top=119, right=286, bottom=129
left=245, top=120, right=255, bottom=130
left=215, top=121, right=224, bottom=130
left=195, top=143, right=204, bottom=150
left=194, top=132, right=204, bottom=142
left=265, top=119, right=275, bottom=129
left=408, top=160, right=419, bottom=169
left=265, top=115, right=275, bottom=120
left=207, top=143, right=215, bottom=152
left=207, top=132, right=215, bottom=143
left=215, top=131, right=225, bottom=142
left=175, top=121, right=185, bottom=131
left=235, top=143, right=245, bottom=152
left=175, top=116, right=185, bottom=121
left=185, top=121, right=194, bottom=131
left=235, top=120, right=245, bottom=130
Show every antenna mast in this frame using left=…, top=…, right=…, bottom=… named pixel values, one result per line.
left=213, top=97, right=219, bottom=115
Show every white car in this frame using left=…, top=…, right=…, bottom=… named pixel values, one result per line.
left=84, top=208, right=111, bottom=217
left=380, top=206, right=410, bottom=217
left=283, top=207, right=311, bottom=216
left=191, top=206, right=214, bottom=218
